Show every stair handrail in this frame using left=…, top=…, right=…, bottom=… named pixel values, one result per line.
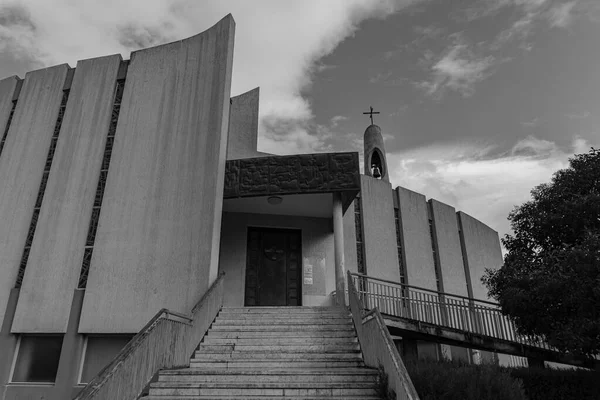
left=350, top=272, right=553, bottom=351
left=347, top=270, right=420, bottom=400
left=74, top=272, right=226, bottom=400
left=351, top=272, right=501, bottom=306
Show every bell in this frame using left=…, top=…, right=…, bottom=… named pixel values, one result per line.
left=372, top=165, right=382, bottom=179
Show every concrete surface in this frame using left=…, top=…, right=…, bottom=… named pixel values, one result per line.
left=12, top=56, right=122, bottom=333
left=79, top=16, right=235, bottom=333
left=0, top=65, right=69, bottom=329
left=360, top=176, right=400, bottom=282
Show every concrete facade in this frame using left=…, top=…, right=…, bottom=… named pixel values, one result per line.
left=79, top=16, right=235, bottom=333
left=227, top=87, right=267, bottom=159
left=395, top=186, right=437, bottom=291
left=12, top=55, right=122, bottom=333
left=360, top=176, right=400, bottom=282
left=457, top=211, right=503, bottom=301
left=429, top=199, right=469, bottom=297
left=342, top=200, right=358, bottom=274
left=0, top=13, right=509, bottom=399
left=218, top=212, right=335, bottom=307
left=0, top=65, right=69, bottom=328
left=0, top=76, right=19, bottom=148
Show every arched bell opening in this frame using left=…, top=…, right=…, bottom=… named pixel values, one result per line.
left=370, top=149, right=385, bottom=179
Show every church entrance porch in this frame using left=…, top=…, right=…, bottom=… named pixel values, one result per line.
left=244, top=227, right=301, bottom=306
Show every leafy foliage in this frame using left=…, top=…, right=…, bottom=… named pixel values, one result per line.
left=405, top=358, right=527, bottom=400
left=510, top=366, right=600, bottom=400
left=483, top=148, right=600, bottom=356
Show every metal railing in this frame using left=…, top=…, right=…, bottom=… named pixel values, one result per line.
left=347, top=271, right=420, bottom=400
left=74, top=272, right=225, bottom=400
left=350, top=272, right=552, bottom=351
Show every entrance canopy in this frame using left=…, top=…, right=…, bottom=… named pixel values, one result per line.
left=223, top=152, right=360, bottom=216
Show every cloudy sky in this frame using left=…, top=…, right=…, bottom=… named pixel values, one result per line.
left=1, top=0, right=599, bottom=241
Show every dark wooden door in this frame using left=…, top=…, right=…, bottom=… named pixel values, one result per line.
left=245, top=228, right=301, bottom=306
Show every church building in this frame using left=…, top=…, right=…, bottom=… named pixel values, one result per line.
left=0, top=14, right=505, bottom=400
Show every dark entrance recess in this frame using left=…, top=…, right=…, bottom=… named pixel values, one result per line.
left=245, top=227, right=302, bottom=306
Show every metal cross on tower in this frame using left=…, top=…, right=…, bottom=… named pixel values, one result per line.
left=363, top=106, right=380, bottom=125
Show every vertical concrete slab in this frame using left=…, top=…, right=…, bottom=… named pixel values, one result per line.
left=396, top=186, right=437, bottom=290
left=11, top=56, right=122, bottom=333
left=79, top=16, right=235, bottom=333
left=343, top=199, right=358, bottom=274
left=457, top=211, right=503, bottom=301
left=0, top=289, right=19, bottom=388
left=227, top=87, right=261, bottom=159
left=218, top=212, right=334, bottom=307
left=0, top=65, right=68, bottom=328
left=0, top=76, right=19, bottom=145
left=360, top=176, right=399, bottom=282
left=429, top=199, right=469, bottom=297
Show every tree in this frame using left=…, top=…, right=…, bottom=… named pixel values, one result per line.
left=483, top=148, right=600, bottom=357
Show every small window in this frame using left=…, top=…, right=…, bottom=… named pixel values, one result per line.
left=11, top=335, right=63, bottom=383
left=79, top=335, right=133, bottom=384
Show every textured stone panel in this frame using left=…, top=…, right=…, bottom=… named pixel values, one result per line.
left=0, top=65, right=68, bottom=328
left=12, top=55, right=122, bottom=333
left=227, top=88, right=261, bottom=159
left=360, top=176, right=400, bottom=282
left=430, top=199, right=469, bottom=297
left=239, top=157, right=270, bottom=195
left=79, top=16, right=235, bottom=333
left=396, top=186, right=437, bottom=290
left=330, top=153, right=360, bottom=189
left=224, top=160, right=240, bottom=197
left=224, top=152, right=359, bottom=200
left=457, top=211, right=503, bottom=301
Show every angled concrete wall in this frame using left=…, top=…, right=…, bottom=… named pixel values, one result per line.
left=218, top=212, right=334, bottom=307
left=0, top=65, right=69, bottom=327
left=12, top=56, right=122, bottom=333
left=396, top=186, right=437, bottom=290
left=429, top=199, right=469, bottom=297
left=457, top=211, right=503, bottom=301
left=360, top=176, right=399, bottom=282
left=0, top=76, right=19, bottom=148
left=79, top=16, right=235, bottom=333
left=227, top=87, right=262, bottom=159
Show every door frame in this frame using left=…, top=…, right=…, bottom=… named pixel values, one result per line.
left=244, top=226, right=303, bottom=306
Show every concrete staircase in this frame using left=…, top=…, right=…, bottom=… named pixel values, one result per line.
left=142, top=306, right=382, bottom=399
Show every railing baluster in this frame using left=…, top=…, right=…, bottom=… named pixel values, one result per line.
left=347, top=272, right=553, bottom=352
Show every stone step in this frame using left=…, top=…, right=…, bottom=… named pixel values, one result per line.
left=189, top=360, right=365, bottom=369
left=220, top=307, right=344, bottom=313
left=193, top=351, right=362, bottom=360
left=216, top=313, right=350, bottom=319
left=158, top=369, right=377, bottom=383
left=198, top=344, right=360, bottom=352
left=142, top=396, right=381, bottom=400
left=212, top=320, right=352, bottom=326
left=202, top=337, right=358, bottom=346
left=209, top=325, right=353, bottom=332
left=148, top=382, right=377, bottom=397
left=206, top=330, right=356, bottom=338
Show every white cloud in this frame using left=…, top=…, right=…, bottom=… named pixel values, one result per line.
left=416, top=42, right=496, bottom=98
left=547, top=1, right=578, bottom=27
left=386, top=136, right=595, bottom=241
left=565, top=111, right=591, bottom=119
left=0, top=0, right=420, bottom=155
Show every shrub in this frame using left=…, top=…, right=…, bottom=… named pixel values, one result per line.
left=510, top=366, right=600, bottom=400
left=405, top=358, right=527, bottom=400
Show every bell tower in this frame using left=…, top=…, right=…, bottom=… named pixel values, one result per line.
left=363, top=107, right=389, bottom=182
